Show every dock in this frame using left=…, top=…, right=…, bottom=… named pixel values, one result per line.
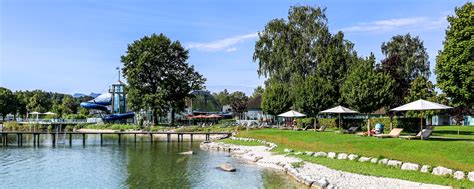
left=0, top=131, right=232, bottom=147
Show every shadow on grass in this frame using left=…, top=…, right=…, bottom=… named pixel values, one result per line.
left=433, top=130, right=474, bottom=135
left=427, top=137, right=474, bottom=142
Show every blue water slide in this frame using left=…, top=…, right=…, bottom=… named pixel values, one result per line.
left=103, top=112, right=135, bottom=121
left=80, top=93, right=112, bottom=112
left=80, top=93, right=134, bottom=121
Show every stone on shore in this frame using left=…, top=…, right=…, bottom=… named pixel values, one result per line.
left=378, top=158, right=388, bottom=165
left=370, top=158, right=378, bottom=164
left=311, top=178, right=329, bottom=188
left=453, top=171, right=465, bottom=180
left=359, top=157, right=371, bottom=162
left=337, top=153, right=348, bottom=160
left=420, top=165, right=431, bottom=173
left=295, top=152, right=303, bottom=155
left=284, top=149, right=294, bottom=153
left=432, top=166, right=453, bottom=176
left=179, top=151, right=193, bottom=155
left=305, top=151, right=315, bottom=156
left=348, top=154, right=359, bottom=161
left=401, top=163, right=419, bottom=171
left=327, top=152, right=336, bottom=159
left=314, top=152, right=327, bottom=158
left=386, top=160, right=402, bottom=167
left=468, top=172, right=474, bottom=181
left=218, top=163, right=236, bottom=172
left=301, top=175, right=315, bottom=186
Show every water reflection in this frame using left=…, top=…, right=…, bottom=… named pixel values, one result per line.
left=0, top=136, right=303, bottom=188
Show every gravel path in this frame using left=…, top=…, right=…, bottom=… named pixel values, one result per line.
left=201, top=142, right=449, bottom=189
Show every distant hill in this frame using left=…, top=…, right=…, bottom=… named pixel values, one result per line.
left=73, top=93, right=88, bottom=98
left=73, top=92, right=101, bottom=98
left=89, top=93, right=101, bottom=98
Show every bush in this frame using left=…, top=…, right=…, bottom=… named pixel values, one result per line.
left=318, top=118, right=337, bottom=128
left=64, top=114, right=86, bottom=119
left=3, top=121, right=20, bottom=131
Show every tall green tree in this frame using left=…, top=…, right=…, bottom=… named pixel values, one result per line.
left=262, top=81, right=292, bottom=116
left=294, top=75, right=335, bottom=116
left=14, top=91, right=29, bottom=117
left=435, top=2, right=474, bottom=108
left=26, top=91, right=51, bottom=113
left=212, top=89, right=231, bottom=105
left=0, top=87, right=17, bottom=121
left=229, top=91, right=248, bottom=119
left=254, top=5, right=357, bottom=113
left=60, top=95, right=77, bottom=115
left=404, top=76, right=437, bottom=117
left=121, top=33, right=205, bottom=125
left=341, top=55, right=395, bottom=113
left=250, top=86, right=264, bottom=99
left=404, top=76, right=436, bottom=103
left=380, top=34, right=430, bottom=108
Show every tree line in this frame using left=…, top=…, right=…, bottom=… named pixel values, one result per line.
left=250, top=3, right=472, bottom=118
left=0, top=88, right=90, bottom=120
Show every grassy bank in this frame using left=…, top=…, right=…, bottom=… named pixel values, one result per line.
left=221, top=126, right=474, bottom=187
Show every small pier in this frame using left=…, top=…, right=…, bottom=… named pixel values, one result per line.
left=0, top=131, right=232, bottom=147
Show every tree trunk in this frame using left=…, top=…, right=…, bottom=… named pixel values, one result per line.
left=170, top=109, right=175, bottom=126
left=152, top=109, right=158, bottom=126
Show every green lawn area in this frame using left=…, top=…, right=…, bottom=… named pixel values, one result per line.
left=225, top=126, right=474, bottom=187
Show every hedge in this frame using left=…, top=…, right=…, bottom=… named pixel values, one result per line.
left=316, top=117, right=426, bottom=132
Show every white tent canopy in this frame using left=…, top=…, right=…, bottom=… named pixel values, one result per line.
left=29, top=112, right=41, bottom=115
left=278, top=110, right=306, bottom=118
left=320, top=105, right=358, bottom=129
left=391, top=99, right=452, bottom=111
left=390, top=99, right=452, bottom=140
left=321, top=106, right=359, bottom=113
left=43, top=112, right=56, bottom=115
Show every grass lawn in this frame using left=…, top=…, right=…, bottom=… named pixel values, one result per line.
left=227, top=126, right=474, bottom=187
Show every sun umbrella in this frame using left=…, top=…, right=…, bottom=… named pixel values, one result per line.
left=207, top=114, right=222, bottom=118
left=391, top=99, right=452, bottom=139
left=320, top=106, right=359, bottom=129
left=43, top=112, right=56, bottom=115
left=278, top=110, right=306, bottom=117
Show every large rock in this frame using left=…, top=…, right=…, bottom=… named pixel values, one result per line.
left=301, top=175, right=315, bottom=186
left=337, top=153, right=348, bottom=160
left=327, top=152, right=337, bottom=159
left=218, top=163, right=236, bottom=172
left=179, top=151, right=193, bottom=155
left=358, top=157, right=371, bottom=162
left=468, top=172, right=474, bottom=182
left=453, top=171, right=465, bottom=180
left=284, top=148, right=294, bottom=153
left=314, top=152, right=327, bottom=158
left=370, top=158, right=378, bottom=164
left=377, top=158, right=388, bottom=165
left=420, top=165, right=431, bottom=173
left=311, top=178, right=329, bottom=188
left=432, top=166, right=453, bottom=176
left=401, top=163, right=419, bottom=171
left=348, top=154, right=359, bottom=161
left=387, top=160, right=403, bottom=167
left=305, top=151, right=315, bottom=156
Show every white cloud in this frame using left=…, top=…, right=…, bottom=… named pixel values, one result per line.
left=225, top=47, right=238, bottom=52
left=186, top=33, right=258, bottom=52
left=340, top=16, right=447, bottom=33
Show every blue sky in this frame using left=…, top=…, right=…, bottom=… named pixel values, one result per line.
left=0, top=0, right=468, bottom=95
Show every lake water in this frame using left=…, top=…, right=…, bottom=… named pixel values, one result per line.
left=0, top=135, right=303, bottom=188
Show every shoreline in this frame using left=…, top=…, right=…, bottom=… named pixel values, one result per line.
left=200, top=140, right=449, bottom=189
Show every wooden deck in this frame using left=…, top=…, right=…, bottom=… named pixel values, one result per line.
left=0, top=131, right=232, bottom=147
